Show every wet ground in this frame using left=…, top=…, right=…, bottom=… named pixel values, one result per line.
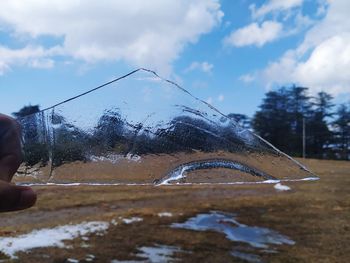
left=1, top=158, right=349, bottom=262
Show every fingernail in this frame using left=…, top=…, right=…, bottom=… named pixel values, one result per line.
left=18, top=188, right=37, bottom=209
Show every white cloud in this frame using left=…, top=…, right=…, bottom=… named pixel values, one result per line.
left=29, top=59, right=55, bottom=69
left=0, top=45, right=61, bottom=75
left=0, top=0, right=223, bottom=75
left=250, top=0, right=303, bottom=20
left=224, top=0, right=313, bottom=49
left=239, top=73, right=255, bottom=83
left=262, top=0, right=350, bottom=96
left=217, top=94, right=224, bottom=102
left=224, top=21, right=283, bottom=47
left=186, top=61, right=213, bottom=73
left=287, top=12, right=314, bottom=35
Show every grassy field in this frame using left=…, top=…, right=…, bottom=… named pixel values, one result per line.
left=1, top=158, right=349, bottom=262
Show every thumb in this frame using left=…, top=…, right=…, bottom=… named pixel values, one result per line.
left=0, top=181, right=37, bottom=212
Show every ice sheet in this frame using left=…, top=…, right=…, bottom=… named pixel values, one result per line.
left=15, top=68, right=317, bottom=185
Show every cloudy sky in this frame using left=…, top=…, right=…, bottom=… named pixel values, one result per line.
left=1, top=0, right=349, bottom=117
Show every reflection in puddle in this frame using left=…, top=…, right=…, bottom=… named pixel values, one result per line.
left=111, top=244, right=185, bottom=263
left=136, top=244, right=182, bottom=263
left=172, top=211, right=294, bottom=262
left=172, top=211, right=294, bottom=248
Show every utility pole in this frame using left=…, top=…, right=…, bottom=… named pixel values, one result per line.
left=302, top=117, right=306, bottom=158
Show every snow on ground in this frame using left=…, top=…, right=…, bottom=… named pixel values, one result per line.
left=122, top=217, right=143, bottom=224
left=274, top=183, right=291, bottom=191
left=158, top=212, right=173, bottom=217
left=0, top=221, right=109, bottom=258
left=90, top=153, right=141, bottom=164
left=66, top=258, right=79, bottom=263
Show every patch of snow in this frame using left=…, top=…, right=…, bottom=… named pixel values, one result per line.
left=0, top=221, right=109, bottom=258
left=85, top=254, right=95, bottom=262
left=274, top=183, right=291, bottom=191
left=67, top=259, right=79, bottom=263
left=126, top=153, right=141, bottom=162
left=122, top=217, right=143, bottom=224
left=158, top=212, right=173, bottom=217
left=80, top=242, right=90, bottom=248
left=89, top=153, right=141, bottom=164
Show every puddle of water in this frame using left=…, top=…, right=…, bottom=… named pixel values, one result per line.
left=172, top=211, right=295, bottom=249
left=136, top=244, right=182, bottom=263
left=111, top=244, right=183, bottom=263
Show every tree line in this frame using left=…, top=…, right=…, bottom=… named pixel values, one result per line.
left=250, top=86, right=350, bottom=160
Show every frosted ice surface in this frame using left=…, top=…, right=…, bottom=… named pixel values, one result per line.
left=15, top=68, right=316, bottom=185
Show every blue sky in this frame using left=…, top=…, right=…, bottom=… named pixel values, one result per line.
left=1, top=0, right=350, bottom=118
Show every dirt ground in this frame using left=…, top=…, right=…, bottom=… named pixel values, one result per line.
left=1, top=158, right=349, bottom=262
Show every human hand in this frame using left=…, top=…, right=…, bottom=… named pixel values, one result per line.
left=0, top=114, right=37, bottom=212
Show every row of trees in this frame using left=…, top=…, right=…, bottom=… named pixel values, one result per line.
left=251, top=86, right=350, bottom=160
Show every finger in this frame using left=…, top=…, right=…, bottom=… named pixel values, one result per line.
left=0, top=181, right=37, bottom=212
left=0, top=114, right=23, bottom=181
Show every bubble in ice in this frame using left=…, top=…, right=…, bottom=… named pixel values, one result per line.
left=14, top=68, right=317, bottom=185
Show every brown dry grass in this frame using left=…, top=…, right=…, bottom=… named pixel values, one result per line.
left=13, top=151, right=313, bottom=184
left=1, top=158, right=350, bottom=262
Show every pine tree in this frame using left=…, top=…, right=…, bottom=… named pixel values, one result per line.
left=332, top=104, right=350, bottom=160
left=307, top=92, right=334, bottom=158
left=252, top=87, right=292, bottom=153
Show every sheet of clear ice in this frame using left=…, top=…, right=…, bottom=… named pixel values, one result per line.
left=14, top=69, right=316, bottom=185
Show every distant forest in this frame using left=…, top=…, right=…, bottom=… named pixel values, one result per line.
left=13, top=85, right=350, bottom=165
left=250, top=86, right=349, bottom=160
